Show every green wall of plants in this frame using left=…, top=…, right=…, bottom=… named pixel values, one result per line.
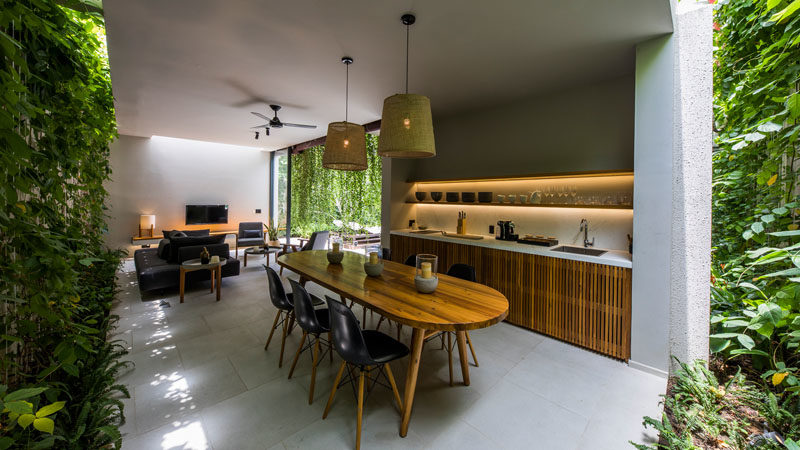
left=1, top=1, right=126, bottom=448
left=290, top=134, right=382, bottom=237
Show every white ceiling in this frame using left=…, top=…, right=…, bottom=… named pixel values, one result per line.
left=104, top=0, right=672, bottom=150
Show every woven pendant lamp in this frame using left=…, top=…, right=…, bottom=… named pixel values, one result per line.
left=378, top=14, right=436, bottom=158
left=323, top=57, right=367, bottom=171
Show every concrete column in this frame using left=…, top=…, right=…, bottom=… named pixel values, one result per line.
left=669, top=2, right=712, bottom=372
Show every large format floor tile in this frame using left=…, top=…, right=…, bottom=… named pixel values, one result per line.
left=115, top=256, right=666, bottom=449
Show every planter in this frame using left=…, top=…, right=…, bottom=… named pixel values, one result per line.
left=364, top=262, right=384, bottom=277
left=414, top=275, right=438, bottom=293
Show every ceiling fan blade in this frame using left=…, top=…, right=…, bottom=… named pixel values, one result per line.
left=281, top=122, right=317, bottom=129
left=251, top=112, right=270, bottom=120
left=250, top=124, right=270, bottom=129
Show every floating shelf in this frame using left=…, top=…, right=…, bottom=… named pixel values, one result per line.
left=406, top=201, right=632, bottom=210
left=408, top=170, right=633, bottom=184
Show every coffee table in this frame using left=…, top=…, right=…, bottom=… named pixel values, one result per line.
left=179, top=258, right=227, bottom=303
left=244, top=246, right=277, bottom=267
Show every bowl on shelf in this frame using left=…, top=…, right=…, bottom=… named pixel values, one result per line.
left=431, top=192, right=443, bottom=202
left=478, top=192, right=493, bottom=203
left=461, top=192, right=476, bottom=203
left=446, top=192, right=460, bottom=202
left=415, top=192, right=427, bottom=202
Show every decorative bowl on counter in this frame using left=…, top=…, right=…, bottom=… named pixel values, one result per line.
left=446, top=192, right=460, bottom=202
left=461, top=192, right=476, bottom=203
left=478, top=192, right=493, bottom=203
left=431, top=191, right=443, bottom=202
left=415, top=191, right=427, bottom=202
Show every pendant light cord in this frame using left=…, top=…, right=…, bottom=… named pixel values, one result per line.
left=405, top=22, right=409, bottom=94
left=345, top=61, right=349, bottom=123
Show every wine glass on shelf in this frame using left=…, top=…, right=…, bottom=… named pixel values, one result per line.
left=569, top=186, right=578, bottom=204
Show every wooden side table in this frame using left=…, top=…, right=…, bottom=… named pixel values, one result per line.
left=180, top=258, right=227, bottom=303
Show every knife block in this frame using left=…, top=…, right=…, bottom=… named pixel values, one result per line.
left=457, top=218, right=467, bottom=235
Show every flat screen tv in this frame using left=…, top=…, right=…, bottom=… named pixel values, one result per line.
left=185, top=205, right=228, bottom=225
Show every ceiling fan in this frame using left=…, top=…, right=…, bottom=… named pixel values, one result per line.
left=250, top=104, right=316, bottom=137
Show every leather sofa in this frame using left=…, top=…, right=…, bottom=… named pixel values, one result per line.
left=134, top=241, right=241, bottom=292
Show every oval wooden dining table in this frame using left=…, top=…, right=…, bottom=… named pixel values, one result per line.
left=277, top=250, right=509, bottom=437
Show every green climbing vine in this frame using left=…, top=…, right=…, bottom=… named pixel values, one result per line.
left=290, top=134, right=382, bottom=237
left=1, top=1, right=126, bottom=448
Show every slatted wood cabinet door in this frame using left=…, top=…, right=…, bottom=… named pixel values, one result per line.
left=390, top=234, right=632, bottom=360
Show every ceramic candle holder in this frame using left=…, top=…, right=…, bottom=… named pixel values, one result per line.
left=327, top=251, right=344, bottom=264
left=414, top=275, right=438, bottom=293
left=364, top=262, right=384, bottom=277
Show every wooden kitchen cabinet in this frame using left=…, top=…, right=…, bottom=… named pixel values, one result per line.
left=390, top=234, right=632, bottom=361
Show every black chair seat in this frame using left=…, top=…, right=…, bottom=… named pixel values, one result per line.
left=286, top=292, right=324, bottom=308
left=238, top=237, right=265, bottom=247
left=362, top=330, right=410, bottom=364
left=312, top=308, right=330, bottom=333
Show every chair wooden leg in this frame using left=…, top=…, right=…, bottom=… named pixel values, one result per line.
left=466, top=331, right=479, bottom=367
left=384, top=363, right=403, bottom=413
left=286, top=310, right=296, bottom=335
left=280, top=266, right=284, bottom=275
left=309, top=337, right=320, bottom=404
left=279, top=312, right=290, bottom=368
left=264, top=310, right=282, bottom=350
left=356, top=368, right=365, bottom=450
left=288, top=331, right=308, bottom=379
left=447, top=332, right=454, bottom=386
left=362, top=305, right=367, bottom=327
left=396, top=323, right=402, bottom=341
left=323, top=361, right=347, bottom=419
left=375, top=316, right=385, bottom=330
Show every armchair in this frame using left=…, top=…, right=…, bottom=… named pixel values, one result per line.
left=236, top=222, right=265, bottom=257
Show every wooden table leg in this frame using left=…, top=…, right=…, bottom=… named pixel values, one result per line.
left=456, top=331, right=470, bottom=386
left=400, top=328, right=425, bottom=437
left=244, top=252, right=248, bottom=267
left=215, top=266, right=222, bottom=301
left=179, top=267, right=186, bottom=303
left=299, top=276, right=308, bottom=287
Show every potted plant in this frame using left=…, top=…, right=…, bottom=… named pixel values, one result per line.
left=266, top=218, right=279, bottom=242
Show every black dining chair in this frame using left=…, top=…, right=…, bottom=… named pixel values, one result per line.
left=264, top=267, right=323, bottom=367
left=287, top=279, right=333, bottom=404
left=322, top=296, right=408, bottom=450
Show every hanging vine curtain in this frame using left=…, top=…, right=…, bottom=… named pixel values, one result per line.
left=290, top=133, right=382, bottom=237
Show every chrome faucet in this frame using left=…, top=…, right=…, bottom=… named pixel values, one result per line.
left=580, top=218, right=594, bottom=248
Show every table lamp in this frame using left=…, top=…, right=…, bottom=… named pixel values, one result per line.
left=139, top=214, right=155, bottom=237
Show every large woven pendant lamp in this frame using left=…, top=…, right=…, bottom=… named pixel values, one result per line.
left=323, top=56, right=367, bottom=171
left=377, top=14, right=435, bottom=158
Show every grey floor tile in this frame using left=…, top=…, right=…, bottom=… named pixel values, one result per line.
left=463, top=379, right=589, bottom=450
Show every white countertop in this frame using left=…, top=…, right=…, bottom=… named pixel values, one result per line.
left=391, top=230, right=632, bottom=268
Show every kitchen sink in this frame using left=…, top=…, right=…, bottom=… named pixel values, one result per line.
left=551, top=245, right=607, bottom=256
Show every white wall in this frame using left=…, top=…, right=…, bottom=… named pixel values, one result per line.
left=413, top=75, right=635, bottom=181
left=105, top=135, right=270, bottom=254
left=631, top=34, right=674, bottom=374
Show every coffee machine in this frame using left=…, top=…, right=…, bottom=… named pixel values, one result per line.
left=496, top=220, right=518, bottom=241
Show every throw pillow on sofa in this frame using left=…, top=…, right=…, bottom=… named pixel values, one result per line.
left=167, top=235, right=226, bottom=263
left=242, top=230, right=261, bottom=239
left=156, top=239, right=171, bottom=259
left=162, top=229, right=210, bottom=239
